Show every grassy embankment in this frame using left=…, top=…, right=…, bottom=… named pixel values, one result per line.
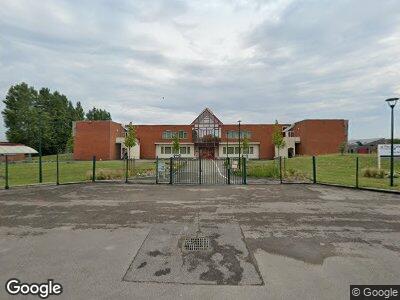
left=0, top=155, right=155, bottom=188
left=247, top=154, right=400, bottom=190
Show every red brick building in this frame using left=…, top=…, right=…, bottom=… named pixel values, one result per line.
left=73, top=108, right=348, bottom=160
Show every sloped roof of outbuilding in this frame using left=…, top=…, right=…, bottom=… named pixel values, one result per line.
left=0, top=145, right=38, bottom=155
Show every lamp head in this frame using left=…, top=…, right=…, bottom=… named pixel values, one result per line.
left=386, top=98, right=399, bottom=108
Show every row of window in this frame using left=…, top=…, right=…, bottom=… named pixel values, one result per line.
left=222, top=146, right=254, bottom=155
left=162, top=130, right=188, bottom=139
left=226, top=131, right=251, bottom=139
left=162, top=130, right=253, bottom=139
left=160, top=146, right=191, bottom=154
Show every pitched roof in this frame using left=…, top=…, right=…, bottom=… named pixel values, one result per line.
left=191, top=107, right=223, bottom=125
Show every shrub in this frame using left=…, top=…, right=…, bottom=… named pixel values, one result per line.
left=86, top=168, right=124, bottom=180
left=283, top=168, right=308, bottom=180
left=362, top=168, right=386, bottom=179
left=247, top=163, right=280, bottom=178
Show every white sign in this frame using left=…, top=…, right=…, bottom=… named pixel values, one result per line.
left=378, top=144, right=400, bottom=157
left=158, top=161, right=165, bottom=172
left=377, top=144, right=400, bottom=169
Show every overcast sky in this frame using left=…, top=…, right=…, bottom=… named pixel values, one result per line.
left=1, top=0, right=400, bottom=140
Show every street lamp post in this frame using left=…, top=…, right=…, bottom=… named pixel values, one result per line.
left=386, top=97, right=399, bottom=187
left=226, top=131, right=229, bottom=160
left=238, top=120, right=241, bottom=169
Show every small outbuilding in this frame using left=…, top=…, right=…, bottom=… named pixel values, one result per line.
left=0, top=142, right=38, bottom=162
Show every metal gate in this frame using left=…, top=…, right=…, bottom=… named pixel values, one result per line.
left=156, top=157, right=246, bottom=185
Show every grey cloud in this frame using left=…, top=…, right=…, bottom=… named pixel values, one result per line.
left=1, top=0, right=400, bottom=141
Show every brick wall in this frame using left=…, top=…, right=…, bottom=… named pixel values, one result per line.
left=73, top=119, right=348, bottom=160
left=73, top=121, right=125, bottom=160
left=293, top=119, right=348, bottom=156
left=221, top=124, right=285, bottom=159
left=136, top=125, right=193, bottom=159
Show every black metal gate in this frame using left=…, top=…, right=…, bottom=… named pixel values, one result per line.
left=156, top=157, right=246, bottom=185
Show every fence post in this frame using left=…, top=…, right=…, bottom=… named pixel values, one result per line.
left=199, top=157, right=202, bottom=185
left=56, top=153, right=60, bottom=185
left=312, top=156, right=316, bottom=183
left=5, top=155, right=9, bottom=189
left=39, top=153, right=43, bottom=183
left=156, top=156, right=159, bottom=184
left=243, top=157, right=247, bottom=184
left=125, top=158, right=129, bottom=183
left=227, top=157, right=231, bottom=184
left=279, top=156, right=283, bottom=184
left=356, top=156, right=359, bottom=188
left=169, top=157, right=173, bottom=184
left=92, top=156, right=96, bottom=182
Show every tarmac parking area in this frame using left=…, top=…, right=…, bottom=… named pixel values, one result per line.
left=0, top=183, right=399, bottom=299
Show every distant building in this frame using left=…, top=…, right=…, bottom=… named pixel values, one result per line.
left=0, top=142, right=38, bottom=162
left=348, top=138, right=387, bottom=154
left=73, top=108, right=348, bottom=160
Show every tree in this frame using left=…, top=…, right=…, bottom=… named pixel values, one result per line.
left=74, top=101, right=85, bottom=121
left=272, top=120, right=285, bottom=157
left=339, top=141, right=347, bottom=155
left=86, top=107, right=112, bottom=120
left=2, top=82, right=106, bottom=155
left=172, top=134, right=180, bottom=155
left=124, top=124, right=137, bottom=159
left=2, top=83, right=39, bottom=148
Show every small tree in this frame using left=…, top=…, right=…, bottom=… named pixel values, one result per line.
left=172, top=134, right=180, bottom=155
left=272, top=120, right=285, bottom=157
left=339, top=141, right=347, bottom=155
left=242, top=137, right=250, bottom=158
left=124, top=124, right=137, bottom=159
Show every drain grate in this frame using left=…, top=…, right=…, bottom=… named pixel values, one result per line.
left=183, top=237, right=210, bottom=251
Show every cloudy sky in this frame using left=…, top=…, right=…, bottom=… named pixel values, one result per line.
left=1, top=0, right=400, bottom=140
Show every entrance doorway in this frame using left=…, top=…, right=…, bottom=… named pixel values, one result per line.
left=199, top=147, right=215, bottom=159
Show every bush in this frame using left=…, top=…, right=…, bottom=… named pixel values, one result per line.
left=362, top=168, right=386, bottom=179
left=86, top=168, right=124, bottom=180
left=283, top=168, right=308, bottom=180
left=247, top=163, right=280, bottom=178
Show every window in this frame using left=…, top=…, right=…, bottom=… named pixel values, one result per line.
left=180, top=147, right=187, bottom=154
left=163, top=130, right=187, bottom=139
left=162, top=131, right=172, bottom=139
left=223, top=147, right=226, bottom=154
left=164, top=146, right=171, bottom=154
left=178, top=130, right=187, bottom=139
left=161, top=146, right=164, bottom=154
left=187, top=147, right=191, bottom=154
left=227, top=131, right=251, bottom=139
left=250, top=146, right=254, bottom=154
left=227, top=147, right=234, bottom=154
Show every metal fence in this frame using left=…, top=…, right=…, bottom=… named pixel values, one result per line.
left=156, top=157, right=246, bottom=185
left=2, top=154, right=400, bottom=192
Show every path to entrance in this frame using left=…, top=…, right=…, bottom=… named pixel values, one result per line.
left=1, top=184, right=399, bottom=299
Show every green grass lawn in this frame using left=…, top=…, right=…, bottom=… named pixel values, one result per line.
left=1, top=154, right=399, bottom=191
left=247, top=154, right=400, bottom=191
left=0, top=157, right=156, bottom=188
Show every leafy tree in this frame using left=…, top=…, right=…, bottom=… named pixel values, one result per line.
left=172, top=134, right=180, bottom=155
left=124, top=124, right=137, bottom=159
left=2, top=83, right=39, bottom=148
left=339, top=141, right=347, bottom=155
left=74, top=101, right=85, bottom=121
left=86, top=107, right=112, bottom=120
left=242, top=137, right=250, bottom=156
left=2, top=82, right=104, bottom=155
left=272, top=120, right=285, bottom=157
